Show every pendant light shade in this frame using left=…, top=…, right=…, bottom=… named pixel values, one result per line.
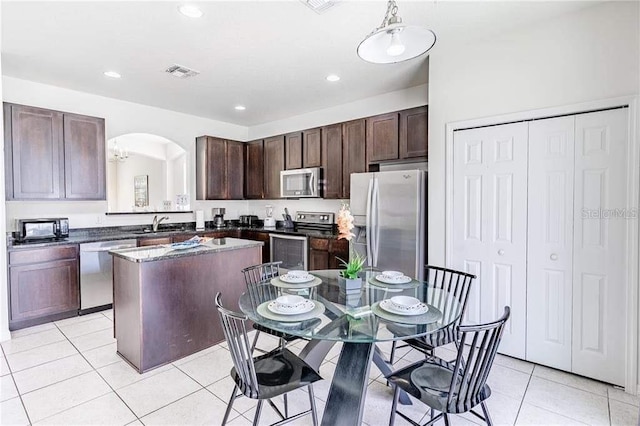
left=357, top=1, right=436, bottom=64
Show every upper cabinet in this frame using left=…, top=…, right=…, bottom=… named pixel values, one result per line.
left=63, top=114, right=106, bottom=199
left=4, top=103, right=106, bottom=200
left=245, top=140, right=264, bottom=199
left=285, top=132, right=302, bottom=170
left=321, top=124, right=343, bottom=199
left=303, top=128, right=322, bottom=168
left=366, top=112, right=399, bottom=163
left=400, top=106, right=428, bottom=160
left=365, top=106, right=429, bottom=165
left=342, top=119, right=366, bottom=199
left=195, top=136, right=244, bottom=200
left=263, top=135, right=285, bottom=199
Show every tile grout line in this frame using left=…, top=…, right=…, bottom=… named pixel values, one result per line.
left=512, top=368, right=534, bottom=424
left=38, top=320, right=142, bottom=425
left=1, top=344, right=34, bottom=426
left=58, top=319, right=152, bottom=425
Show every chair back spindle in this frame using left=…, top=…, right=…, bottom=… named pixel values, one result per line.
left=215, top=293, right=260, bottom=398
left=447, top=307, right=510, bottom=413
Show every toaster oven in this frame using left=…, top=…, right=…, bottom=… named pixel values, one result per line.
left=16, top=218, right=69, bottom=242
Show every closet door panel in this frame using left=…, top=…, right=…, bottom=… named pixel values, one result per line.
left=526, top=116, right=574, bottom=371
left=452, top=122, right=528, bottom=358
left=572, top=108, right=628, bottom=386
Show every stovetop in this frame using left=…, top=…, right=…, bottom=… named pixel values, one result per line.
left=294, top=211, right=335, bottom=232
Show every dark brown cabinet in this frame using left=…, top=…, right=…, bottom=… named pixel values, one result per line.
left=342, top=119, right=367, bottom=198
left=285, top=132, right=302, bottom=170
left=63, top=114, right=106, bottom=199
left=137, top=236, right=172, bottom=247
left=321, top=124, right=343, bottom=199
left=400, top=106, right=428, bottom=160
left=196, top=136, right=244, bottom=200
left=263, top=135, right=285, bottom=199
left=227, top=141, right=245, bottom=199
left=4, top=103, right=106, bottom=200
left=240, top=230, right=271, bottom=263
left=245, top=140, right=264, bottom=199
left=8, top=245, right=79, bottom=330
left=303, top=128, right=322, bottom=168
left=366, top=112, right=399, bottom=164
left=308, top=237, right=349, bottom=271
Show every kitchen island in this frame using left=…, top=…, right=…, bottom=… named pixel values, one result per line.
left=110, top=237, right=262, bottom=373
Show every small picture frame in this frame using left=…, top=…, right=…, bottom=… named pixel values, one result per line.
left=134, top=175, right=149, bottom=208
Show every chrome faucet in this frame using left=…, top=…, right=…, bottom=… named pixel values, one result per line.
left=152, top=215, right=170, bottom=232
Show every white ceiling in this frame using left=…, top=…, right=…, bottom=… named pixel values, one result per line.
left=2, top=1, right=596, bottom=126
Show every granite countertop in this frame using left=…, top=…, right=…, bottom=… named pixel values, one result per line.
left=7, top=222, right=339, bottom=250
left=110, top=237, right=264, bottom=263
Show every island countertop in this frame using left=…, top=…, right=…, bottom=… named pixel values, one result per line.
left=109, top=237, right=263, bottom=262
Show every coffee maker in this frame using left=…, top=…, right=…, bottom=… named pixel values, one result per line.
left=212, top=208, right=225, bottom=228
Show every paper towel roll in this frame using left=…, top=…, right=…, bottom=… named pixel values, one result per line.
left=195, top=210, right=205, bottom=230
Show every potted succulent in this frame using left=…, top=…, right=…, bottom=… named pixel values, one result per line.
left=336, top=204, right=366, bottom=290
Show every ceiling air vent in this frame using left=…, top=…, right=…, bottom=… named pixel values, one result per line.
left=165, top=64, right=200, bottom=79
left=300, top=0, right=340, bottom=14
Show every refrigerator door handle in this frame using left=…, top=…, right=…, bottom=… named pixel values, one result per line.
left=372, top=177, right=380, bottom=267
left=365, top=178, right=373, bottom=267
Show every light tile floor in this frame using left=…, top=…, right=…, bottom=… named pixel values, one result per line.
left=0, top=310, right=638, bottom=426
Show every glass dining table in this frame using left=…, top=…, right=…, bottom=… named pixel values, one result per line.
left=238, top=269, right=463, bottom=426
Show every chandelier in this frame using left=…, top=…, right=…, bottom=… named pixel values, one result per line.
left=110, top=140, right=129, bottom=163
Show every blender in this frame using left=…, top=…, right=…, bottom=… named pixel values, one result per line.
left=263, top=205, right=276, bottom=228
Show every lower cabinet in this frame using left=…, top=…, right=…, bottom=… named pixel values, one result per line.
left=309, top=237, right=348, bottom=270
left=241, top=231, right=271, bottom=264
left=137, top=236, right=173, bottom=247
left=8, top=245, right=79, bottom=330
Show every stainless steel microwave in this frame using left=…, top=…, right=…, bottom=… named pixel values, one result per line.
left=16, top=218, right=69, bottom=242
left=280, top=167, right=322, bottom=198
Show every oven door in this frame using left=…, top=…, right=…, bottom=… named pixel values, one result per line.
left=269, top=234, right=308, bottom=271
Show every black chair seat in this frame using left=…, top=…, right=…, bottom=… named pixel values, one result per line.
left=231, top=348, right=322, bottom=400
left=387, top=357, right=491, bottom=414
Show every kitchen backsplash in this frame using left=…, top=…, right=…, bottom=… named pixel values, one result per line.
left=5, top=198, right=347, bottom=231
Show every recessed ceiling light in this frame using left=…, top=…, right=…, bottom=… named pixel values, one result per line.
left=178, top=4, right=204, bottom=18
left=235, top=105, right=246, bottom=111
left=104, top=71, right=121, bottom=79
left=326, top=74, right=340, bottom=82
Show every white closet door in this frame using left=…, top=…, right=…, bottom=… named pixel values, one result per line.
left=526, top=116, right=575, bottom=370
left=572, top=108, right=628, bottom=386
left=452, top=122, right=528, bottom=358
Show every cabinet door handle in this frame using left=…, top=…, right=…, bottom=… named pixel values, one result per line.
left=498, top=249, right=505, bottom=256
left=550, top=253, right=558, bottom=261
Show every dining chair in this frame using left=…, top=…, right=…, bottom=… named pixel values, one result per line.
left=386, top=307, right=511, bottom=426
left=216, top=293, right=322, bottom=426
left=241, top=261, right=301, bottom=352
left=388, top=265, right=476, bottom=364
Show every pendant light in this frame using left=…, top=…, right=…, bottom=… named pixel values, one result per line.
left=357, top=0, right=436, bottom=64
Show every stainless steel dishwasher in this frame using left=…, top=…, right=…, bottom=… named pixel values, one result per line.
left=80, top=239, right=137, bottom=314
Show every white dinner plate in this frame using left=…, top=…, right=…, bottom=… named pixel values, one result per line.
left=279, top=274, right=315, bottom=283
left=267, top=299, right=315, bottom=315
left=379, top=299, right=429, bottom=316
left=375, top=274, right=412, bottom=284
left=257, top=301, right=326, bottom=323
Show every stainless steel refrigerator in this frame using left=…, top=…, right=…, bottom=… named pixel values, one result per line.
left=350, top=170, right=426, bottom=280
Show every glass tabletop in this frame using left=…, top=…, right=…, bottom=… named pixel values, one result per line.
left=238, top=269, right=463, bottom=343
